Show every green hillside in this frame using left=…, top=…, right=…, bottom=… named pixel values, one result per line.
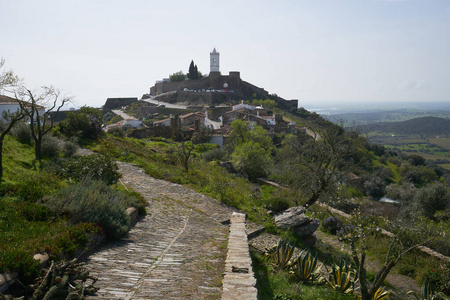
left=359, top=116, right=450, bottom=136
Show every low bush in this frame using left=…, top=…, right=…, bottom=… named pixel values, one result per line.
left=108, top=126, right=126, bottom=137
left=14, top=201, right=54, bottom=222
left=14, top=171, right=64, bottom=202
left=62, top=137, right=79, bottom=157
left=0, top=198, right=100, bottom=283
left=60, top=106, right=103, bottom=141
left=41, top=135, right=60, bottom=158
left=322, top=217, right=344, bottom=235
left=45, top=179, right=132, bottom=239
left=59, top=153, right=121, bottom=185
left=265, top=197, right=290, bottom=214
left=10, top=121, right=32, bottom=144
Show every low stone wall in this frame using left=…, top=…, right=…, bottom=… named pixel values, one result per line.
left=318, top=203, right=450, bottom=262
left=127, top=126, right=172, bottom=139
left=222, top=212, right=258, bottom=300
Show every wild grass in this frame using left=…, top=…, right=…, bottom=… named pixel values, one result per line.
left=0, top=134, right=144, bottom=284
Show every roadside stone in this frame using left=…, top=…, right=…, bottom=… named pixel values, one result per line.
left=274, top=206, right=308, bottom=229
left=301, top=234, right=317, bottom=247
left=293, top=218, right=320, bottom=237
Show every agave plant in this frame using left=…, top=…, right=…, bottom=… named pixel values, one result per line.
left=269, top=238, right=295, bottom=270
left=372, top=286, right=390, bottom=300
left=407, top=279, right=448, bottom=300
left=325, top=259, right=358, bottom=294
left=291, top=249, right=321, bottom=283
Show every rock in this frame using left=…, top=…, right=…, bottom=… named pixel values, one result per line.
left=294, top=218, right=320, bottom=237
left=274, top=206, right=308, bottom=229
left=301, top=234, right=317, bottom=247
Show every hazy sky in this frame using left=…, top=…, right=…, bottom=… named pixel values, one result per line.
left=1, top=0, right=449, bottom=108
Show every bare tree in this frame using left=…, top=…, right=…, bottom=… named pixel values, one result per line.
left=17, top=86, right=71, bottom=160
left=0, top=58, right=19, bottom=89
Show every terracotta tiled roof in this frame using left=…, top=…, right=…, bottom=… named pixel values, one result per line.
left=0, top=95, right=45, bottom=109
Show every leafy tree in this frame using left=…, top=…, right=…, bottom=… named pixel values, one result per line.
left=227, top=119, right=273, bottom=152
left=231, top=140, right=272, bottom=179
left=61, top=106, right=103, bottom=141
left=227, top=120, right=274, bottom=180
left=170, top=71, right=186, bottom=82
left=16, top=86, right=70, bottom=160
left=363, top=175, right=386, bottom=198
left=413, top=183, right=450, bottom=220
left=251, top=98, right=277, bottom=109
left=273, top=124, right=367, bottom=208
left=385, top=182, right=417, bottom=203
left=408, top=154, right=426, bottom=166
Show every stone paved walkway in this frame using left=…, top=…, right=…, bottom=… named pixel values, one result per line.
left=84, top=162, right=238, bottom=299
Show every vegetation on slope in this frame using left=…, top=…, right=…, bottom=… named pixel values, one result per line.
left=359, top=116, right=450, bottom=136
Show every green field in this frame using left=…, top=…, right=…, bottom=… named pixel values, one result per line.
left=368, top=135, right=450, bottom=169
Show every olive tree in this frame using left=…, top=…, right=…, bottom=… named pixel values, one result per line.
left=16, top=86, right=70, bottom=160
left=273, top=124, right=367, bottom=208
left=227, top=120, right=274, bottom=180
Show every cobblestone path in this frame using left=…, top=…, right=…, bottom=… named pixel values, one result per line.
left=84, top=162, right=238, bottom=299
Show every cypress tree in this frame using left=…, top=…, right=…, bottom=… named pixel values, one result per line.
left=188, top=60, right=196, bottom=79
left=194, top=65, right=199, bottom=79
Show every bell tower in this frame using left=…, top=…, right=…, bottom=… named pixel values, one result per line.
left=210, top=47, right=220, bottom=73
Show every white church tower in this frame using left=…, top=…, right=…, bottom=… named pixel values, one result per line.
left=210, top=47, right=220, bottom=73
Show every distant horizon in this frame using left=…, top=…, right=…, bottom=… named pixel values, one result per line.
left=1, top=1, right=449, bottom=108
left=303, top=100, right=450, bottom=115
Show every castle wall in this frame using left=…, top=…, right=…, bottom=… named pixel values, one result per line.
left=153, top=78, right=210, bottom=94
left=209, top=72, right=221, bottom=89
left=149, top=72, right=298, bottom=109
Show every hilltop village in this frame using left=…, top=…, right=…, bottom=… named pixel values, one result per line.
left=103, top=48, right=303, bottom=145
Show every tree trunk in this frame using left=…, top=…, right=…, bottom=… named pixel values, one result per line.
left=305, top=192, right=320, bottom=208
left=368, top=260, right=396, bottom=298
left=35, top=138, right=42, bottom=160
left=0, top=139, right=3, bottom=179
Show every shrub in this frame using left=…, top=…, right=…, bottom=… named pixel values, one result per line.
left=41, top=135, right=60, bottom=158
left=14, top=171, right=63, bottom=202
left=10, top=121, right=32, bottom=144
left=59, top=153, right=121, bottom=185
left=108, top=126, right=126, bottom=137
left=322, top=217, right=344, bottom=235
left=0, top=247, right=40, bottom=282
left=0, top=182, right=15, bottom=197
left=45, top=179, right=132, bottom=239
left=50, top=223, right=100, bottom=258
left=203, top=147, right=227, bottom=162
left=62, top=137, right=79, bottom=157
left=413, top=183, right=450, bottom=219
left=61, top=106, right=103, bottom=141
left=266, top=197, right=290, bottom=214
left=14, top=201, right=54, bottom=221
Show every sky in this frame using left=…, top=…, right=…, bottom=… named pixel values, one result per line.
left=1, top=0, right=449, bottom=109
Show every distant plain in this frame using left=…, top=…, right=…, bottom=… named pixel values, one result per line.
left=307, top=101, right=450, bottom=169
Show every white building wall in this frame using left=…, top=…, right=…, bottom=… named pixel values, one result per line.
left=210, top=49, right=220, bottom=73
left=0, top=104, right=22, bottom=119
